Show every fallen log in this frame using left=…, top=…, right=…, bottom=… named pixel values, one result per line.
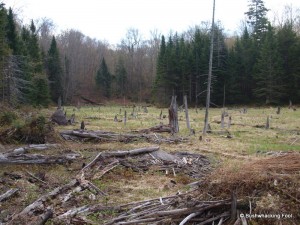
left=0, top=188, right=19, bottom=202
left=60, top=130, right=187, bottom=144
left=136, top=124, right=172, bottom=134
left=0, top=153, right=79, bottom=165
left=5, top=144, right=60, bottom=156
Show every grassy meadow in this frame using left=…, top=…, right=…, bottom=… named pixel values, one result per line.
left=1, top=104, right=299, bottom=224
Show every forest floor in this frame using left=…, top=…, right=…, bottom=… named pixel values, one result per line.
left=0, top=104, right=299, bottom=224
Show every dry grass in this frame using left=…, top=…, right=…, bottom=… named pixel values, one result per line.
left=0, top=104, right=299, bottom=224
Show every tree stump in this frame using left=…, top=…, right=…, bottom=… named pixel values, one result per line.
left=168, top=96, right=179, bottom=133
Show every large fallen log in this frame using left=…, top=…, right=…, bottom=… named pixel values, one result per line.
left=0, top=152, right=80, bottom=165
left=60, top=129, right=187, bottom=144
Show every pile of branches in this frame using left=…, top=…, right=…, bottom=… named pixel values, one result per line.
left=101, top=195, right=235, bottom=225
left=3, top=146, right=215, bottom=224
left=82, top=146, right=210, bottom=180
left=60, top=129, right=187, bottom=144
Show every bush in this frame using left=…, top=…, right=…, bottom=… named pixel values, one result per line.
left=0, top=111, right=17, bottom=126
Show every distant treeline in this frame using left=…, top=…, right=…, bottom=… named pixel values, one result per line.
left=1, top=1, right=300, bottom=107
left=153, top=1, right=300, bottom=106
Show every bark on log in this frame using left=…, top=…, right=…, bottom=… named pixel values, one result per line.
left=0, top=153, right=78, bottom=165
left=137, top=124, right=172, bottom=133
left=60, top=130, right=187, bottom=144
left=0, top=188, right=19, bottom=202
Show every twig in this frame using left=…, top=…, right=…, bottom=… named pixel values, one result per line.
left=26, top=170, right=48, bottom=185
left=179, top=212, right=202, bottom=225
left=81, top=152, right=103, bottom=171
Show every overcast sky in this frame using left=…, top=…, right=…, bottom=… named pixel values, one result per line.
left=3, top=0, right=300, bottom=44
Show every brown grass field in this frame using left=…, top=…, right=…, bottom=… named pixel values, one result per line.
left=0, top=104, right=299, bottom=224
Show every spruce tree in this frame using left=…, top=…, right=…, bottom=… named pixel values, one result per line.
left=46, top=36, right=63, bottom=102
left=254, top=23, right=285, bottom=104
left=277, top=22, right=300, bottom=103
left=6, top=7, right=19, bottom=55
left=245, top=0, right=269, bottom=42
left=95, top=57, right=111, bottom=97
left=115, top=57, right=127, bottom=97
left=0, top=3, right=9, bottom=102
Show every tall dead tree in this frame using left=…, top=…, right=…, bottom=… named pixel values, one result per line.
left=203, top=0, right=216, bottom=135
left=169, top=96, right=179, bottom=133
left=184, top=95, right=191, bottom=132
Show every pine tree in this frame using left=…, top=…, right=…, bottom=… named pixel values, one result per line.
left=20, top=21, right=50, bottom=106
left=153, top=35, right=167, bottom=104
left=245, top=0, right=269, bottom=42
left=277, top=22, right=300, bottom=103
left=95, top=57, right=111, bottom=97
left=0, top=3, right=9, bottom=102
left=115, top=57, right=127, bottom=97
left=254, top=23, right=285, bottom=104
left=46, top=36, right=63, bottom=102
left=6, top=7, right=20, bottom=55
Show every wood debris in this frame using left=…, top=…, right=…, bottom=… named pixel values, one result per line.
left=60, top=129, right=187, bottom=144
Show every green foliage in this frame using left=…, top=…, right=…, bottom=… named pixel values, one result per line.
left=245, top=0, right=269, bottom=42
left=0, top=111, right=17, bottom=126
left=253, top=24, right=285, bottom=104
left=95, top=57, right=111, bottom=97
left=114, top=57, right=127, bottom=96
left=30, top=75, right=50, bottom=107
left=46, top=36, right=63, bottom=102
left=6, top=7, right=20, bottom=55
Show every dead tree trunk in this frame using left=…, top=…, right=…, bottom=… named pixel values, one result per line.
left=183, top=95, right=191, bottom=133
left=169, top=96, right=179, bottom=133
left=276, top=107, right=281, bottom=114
left=289, top=100, right=292, bottom=109
left=228, top=116, right=232, bottom=129
left=203, top=0, right=216, bottom=135
left=221, top=111, right=225, bottom=129
left=124, top=110, right=127, bottom=126
left=265, top=116, right=270, bottom=129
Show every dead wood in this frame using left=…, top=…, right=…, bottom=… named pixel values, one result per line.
left=136, top=124, right=172, bottom=134
left=0, top=188, right=19, bottom=202
left=169, top=95, right=179, bottom=133
left=51, top=109, right=68, bottom=125
left=60, top=130, right=187, bottom=144
left=14, top=179, right=78, bottom=219
left=5, top=144, right=59, bottom=156
left=80, top=96, right=102, bottom=105
left=0, top=152, right=79, bottom=165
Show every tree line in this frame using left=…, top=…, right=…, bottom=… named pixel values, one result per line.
left=154, top=0, right=300, bottom=106
left=1, top=0, right=300, bottom=107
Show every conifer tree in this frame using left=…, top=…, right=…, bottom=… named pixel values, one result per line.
left=46, top=36, right=63, bottom=102
left=0, top=3, right=9, bottom=102
left=254, top=23, right=285, bottom=104
left=115, top=57, right=127, bottom=97
left=95, top=57, right=111, bottom=97
left=6, top=7, right=19, bottom=55
left=245, top=0, right=269, bottom=42
left=277, top=22, right=300, bottom=103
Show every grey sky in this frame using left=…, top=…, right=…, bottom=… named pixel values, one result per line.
left=4, top=0, right=300, bottom=44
